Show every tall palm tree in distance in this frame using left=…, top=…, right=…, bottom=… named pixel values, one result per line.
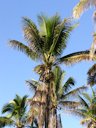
left=9, top=14, right=96, bottom=128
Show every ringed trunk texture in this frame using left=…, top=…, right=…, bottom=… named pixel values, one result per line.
left=48, top=81, right=57, bottom=128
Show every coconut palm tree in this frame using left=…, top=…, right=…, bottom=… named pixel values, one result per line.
left=26, top=66, right=87, bottom=128
left=0, top=95, right=37, bottom=128
left=69, top=88, right=96, bottom=128
left=9, top=14, right=96, bottom=128
left=52, top=66, right=87, bottom=127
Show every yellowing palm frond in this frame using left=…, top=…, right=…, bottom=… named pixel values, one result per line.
left=73, top=0, right=96, bottom=19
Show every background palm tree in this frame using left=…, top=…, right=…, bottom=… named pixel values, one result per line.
left=0, top=95, right=32, bottom=128
left=9, top=14, right=96, bottom=128
left=69, top=88, right=96, bottom=128
left=26, top=66, right=87, bottom=128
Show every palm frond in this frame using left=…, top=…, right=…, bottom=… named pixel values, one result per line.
left=82, top=93, right=92, bottom=103
left=21, top=95, right=28, bottom=109
left=62, top=86, right=87, bottom=99
left=9, top=40, right=39, bottom=60
left=49, top=18, right=76, bottom=55
left=2, top=103, right=14, bottom=114
left=80, top=117, right=91, bottom=125
left=0, top=117, right=14, bottom=127
left=88, top=64, right=96, bottom=76
left=78, top=95, right=89, bottom=108
left=73, top=0, right=96, bottom=19
left=55, top=50, right=96, bottom=65
left=38, top=14, right=61, bottom=53
left=63, top=77, right=75, bottom=93
left=59, top=101, right=80, bottom=109
left=53, top=66, right=65, bottom=95
left=23, top=17, right=43, bottom=55
left=65, top=109, right=86, bottom=118
left=26, top=80, right=39, bottom=91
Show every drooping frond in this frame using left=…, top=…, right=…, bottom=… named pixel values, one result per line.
left=0, top=117, right=14, bottom=127
left=73, top=0, right=96, bottom=19
left=9, top=40, right=39, bottom=60
left=26, top=79, right=39, bottom=91
left=59, top=101, right=80, bottom=109
left=55, top=50, right=96, bottom=65
left=63, top=77, right=75, bottom=93
left=2, top=103, right=14, bottom=114
left=66, top=109, right=86, bottom=118
left=88, top=64, right=96, bottom=76
left=78, top=95, right=89, bottom=108
left=62, top=86, right=87, bottom=100
left=23, top=17, right=43, bottom=55
left=82, top=93, right=92, bottom=103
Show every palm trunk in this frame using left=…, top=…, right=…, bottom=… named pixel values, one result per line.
left=48, top=81, right=57, bottom=128
left=56, top=114, right=62, bottom=128
left=40, top=66, right=57, bottom=128
left=88, top=122, right=96, bottom=128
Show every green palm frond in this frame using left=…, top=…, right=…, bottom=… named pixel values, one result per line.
left=63, top=77, right=75, bottom=93
left=82, top=93, right=92, bottom=103
left=9, top=40, right=39, bottom=60
left=78, top=95, right=89, bottom=108
left=38, top=14, right=61, bottom=53
left=88, top=64, right=96, bottom=76
left=23, top=17, right=43, bottom=54
left=26, top=80, right=39, bottom=91
left=14, top=94, right=22, bottom=106
left=0, top=117, right=14, bottom=127
left=2, top=103, right=14, bottom=114
left=62, top=86, right=87, bottom=100
left=55, top=50, right=96, bottom=65
left=21, top=95, right=28, bottom=109
left=53, top=66, right=65, bottom=95
left=49, top=18, right=76, bottom=55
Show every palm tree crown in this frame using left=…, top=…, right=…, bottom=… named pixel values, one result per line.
left=70, top=88, right=96, bottom=128
left=0, top=95, right=29, bottom=128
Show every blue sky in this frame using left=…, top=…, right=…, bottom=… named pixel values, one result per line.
left=0, top=0, right=95, bottom=127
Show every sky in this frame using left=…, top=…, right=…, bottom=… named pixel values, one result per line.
left=0, top=0, right=96, bottom=128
